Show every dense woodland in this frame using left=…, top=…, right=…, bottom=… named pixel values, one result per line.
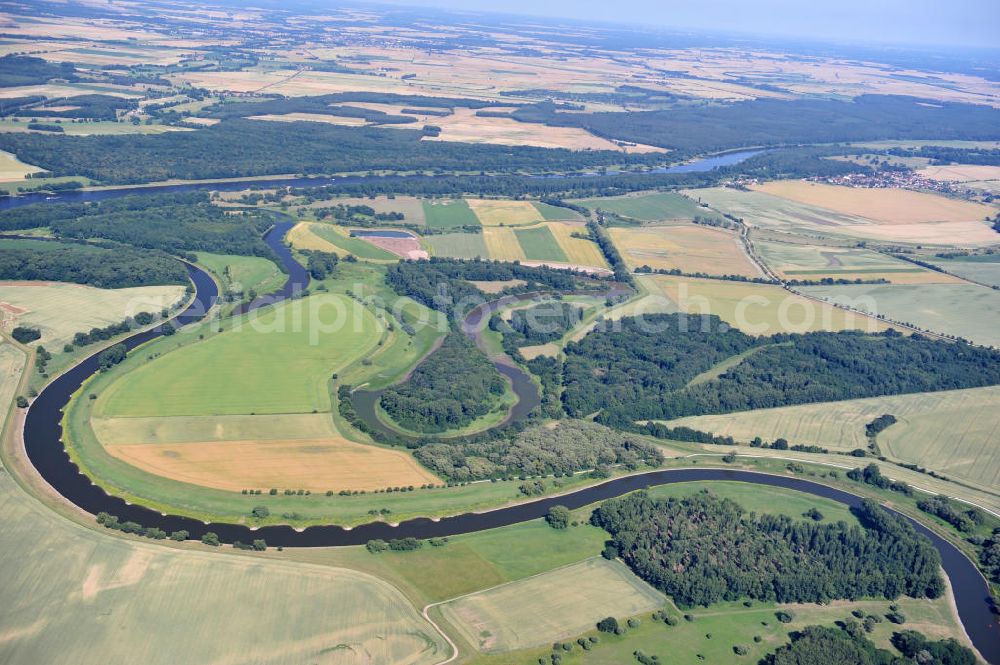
left=0, top=239, right=187, bottom=288
left=0, top=55, right=75, bottom=87
left=492, top=301, right=584, bottom=345
left=592, top=492, right=944, bottom=607
left=0, top=193, right=275, bottom=259
left=512, top=95, right=1000, bottom=152
left=379, top=332, right=507, bottom=433
left=0, top=118, right=666, bottom=185
left=27, top=94, right=136, bottom=120
left=413, top=420, right=662, bottom=480
left=560, top=315, right=1000, bottom=425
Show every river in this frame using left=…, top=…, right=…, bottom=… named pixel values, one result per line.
left=13, top=171, right=999, bottom=661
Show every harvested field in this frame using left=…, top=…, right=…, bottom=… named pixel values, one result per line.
left=249, top=112, right=368, bottom=126
left=104, top=437, right=440, bottom=492
left=468, top=199, right=543, bottom=227
left=0, top=342, right=24, bottom=430
left=571, top=191, right=706, bottom=221
left=609, top=224, right=761, bottom=277
left=287, top=221, right=339, bottom=252
left=352, top=231, right=428, bottom=259
left=439, top=558, right=663, bottom=653
left=624, top=275, right=888, bottom=335
left=0, top=282, right=186, bottom=348
left=751, top=180, right=996, bottom=225
left=423, top=199, right=480, bottom=229
left=801, top=282, right=1000, bottom=347
left=917, top=164, right=1000, bottom=183
left=519, top=343, right=559, bottom=359
left=426, top=232, right=488, bottom=259
left=0, top=149, right=43, bottom=181
left=482, top=227, right=527, bottom=261
left=754, top=240, right=957, bottom=284
left=0, top=475, right=445, bottom=665
left=513, top=225, right=567, bottom=262
left=660, top=385, right=1000, bottom=490
left=98, top=294, right=380, bottom=417
left=288, top=223, right=398, bottom=261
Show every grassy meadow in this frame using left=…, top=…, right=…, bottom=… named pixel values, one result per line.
left=423, top=199, right=480, bottom=228
left=194, top=251, right=285, bottom=299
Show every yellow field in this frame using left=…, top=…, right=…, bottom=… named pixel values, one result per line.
left=287, top=221, right=340, bottom=252
left=0, top=342, right=24, bottom=431
left=752, top=180, right=996, bottom=225
left=0, top=282, right=186, bottom=348
left=918, top=164, right=1000, bottom=183
left=468, top=199, right=543, bottom=226
left=482, top=226, right=527, bottom=261
left=547, top=221, right=608, bottom=268
left=0, top=149, right=43, bottom=181
left=608, top=224, right=761, bottom=277
left=250, top=112, right=368, bottom=127
left=104, top=437, right=440, bottom=492
left=519, top=343, right=560, bottom=359
left=625, top=274, right=889, bottom=335
left=469, top=279, right=528, bottom=293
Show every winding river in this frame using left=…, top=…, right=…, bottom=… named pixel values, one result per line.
left=13, top=182, right=1000, bottom=661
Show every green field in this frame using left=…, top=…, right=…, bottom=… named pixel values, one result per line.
left=686, top=186, right=868, bottom=235
left=426, top=231, right=489, bottom=259
left=440, top=558, right=664, bottom=652
left=800, top=282, right=1000, bottom=347
left=755, top=240, right=937, bottom=282
left=513, top=225, right=568, bottom=262
left=195, top=251, right=285, bottom=299
left=99, top=293, right=380, bottom=416
left=571, top=192, right=706, bottom=221
left=532, top=201, right=584, bottom=221
left=309, top=224, right=399, bottom=260
left=661, top=386, right=1000, bottom=490
left=929, top=256, right=1000, bottom=287
left=470, top=596, right=965, bottom=665
left=423, top=199, right=481, bottom=228
left=0, top=473, right=446, bottom=665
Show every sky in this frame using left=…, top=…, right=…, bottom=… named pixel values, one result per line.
left=380, top=0, right=1000, bottom=50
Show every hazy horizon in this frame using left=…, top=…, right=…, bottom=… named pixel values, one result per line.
left=375, top=0, right=1000, bottom=50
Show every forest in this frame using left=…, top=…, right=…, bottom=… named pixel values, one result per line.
left=28, top=94, right=137, bottom=121
left=511, top=95, right=1000, bottom=152
left=413, top=420, right=662, bottom=480
left=0, top=118, right=668, bottom=185
left=493, top=301, right=584, bottom=346
left=0, top=239, right=187, bottom=288
left=378, top=332, right=508, bottom=433
left=560, top=316, right=1000, bottom=425
left=591, top=492, right=944, bottom=607
left=24, top=193, right=275, bottom=258
left=0, top=55, right=75, bottom=87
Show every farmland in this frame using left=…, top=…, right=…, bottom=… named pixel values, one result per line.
left=98, top=293, right=381, bottom=416
left=609, top=223, right=761, bottom=276
left=288, top=222, right=398, bottom=261
left=532, top=202, right=584, bottom=221
left=0, top=341, right=24, bottom=428
left=754, top=239, right=956, bottom=284
left=801, top=282, right=1000, bottom=347
left=622, top=274, right=888, bottom=335
left=660, top=385, right=1000, bottom=490
left=0, top=282, right=186, bottom=348
left=426, top=232, right=489, bottom=259
left=195, top=251, right=285, bottom=299
left=0, top=148, right=42, bottom=180
left=468, top=199, right=543, bottom=227
left=0, top=475, right=446, bottom=665
left=482, top=227, right=527, bottom=262
left=513, top=225, right=567, bottom=262
left=440, top=558, right=664, bottom=653
left=928, top=255, right=1000, bottom=287
left=571, top=192, right=706, bottom=221
left=423, top=199, right=480, bottom=229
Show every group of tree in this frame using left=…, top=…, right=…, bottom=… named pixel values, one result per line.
left=494, top=301, right=583, bottom=345
left=36, top=192, right=275, bottom=258
left=97, top=343, right=127, bottom=371
left=0, top=55, right=75, bottom=88
left=917, top=495, right=985, bottom=533
left=559, top=315, right=1000, bottom=426
left=27, top=94, right=136, bottom=121
left=11, top=326, right=40, bottom=344
left=591, top=492, right=944, bottom=607
left=413, top=419, right=663, bottom=481
left=71, top=311, right=157, bottom=348
left=304, top=251, right=338, bottom=280
left=762, top=624, right=974, bottom=665
left=379, top=332, right=507, bottom=433
left=0, top=238, right=187, bottom=288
